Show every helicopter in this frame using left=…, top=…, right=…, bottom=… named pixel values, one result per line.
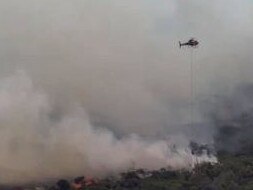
left=179, top=38, right=199, bottom=48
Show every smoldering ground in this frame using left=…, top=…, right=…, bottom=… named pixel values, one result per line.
left=0, top=0, right=253, bottom=185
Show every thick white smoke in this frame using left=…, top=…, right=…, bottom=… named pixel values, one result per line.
left=0, top=71, right=216, bottom=184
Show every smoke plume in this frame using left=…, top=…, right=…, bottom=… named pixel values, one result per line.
left=0, top=71, right=216, bottom=184
left=0, top=0, right=252, bottom=184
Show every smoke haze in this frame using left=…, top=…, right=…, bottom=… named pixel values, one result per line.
left=0, top=0, right=252, bottom=184
left=0, top=71, right=216, bottom=184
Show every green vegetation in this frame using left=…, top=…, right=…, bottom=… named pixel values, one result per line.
left=92, top=154, right=253, bottom=190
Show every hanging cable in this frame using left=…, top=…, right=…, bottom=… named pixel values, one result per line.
left=190, top=48, right=194, bottom=128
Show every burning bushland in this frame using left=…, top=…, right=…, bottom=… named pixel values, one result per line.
left=3, top=154, right=253, bottom=190
left=3, top=80, right=253, bottom=190
left=2, top=74, right=253, bottom=190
